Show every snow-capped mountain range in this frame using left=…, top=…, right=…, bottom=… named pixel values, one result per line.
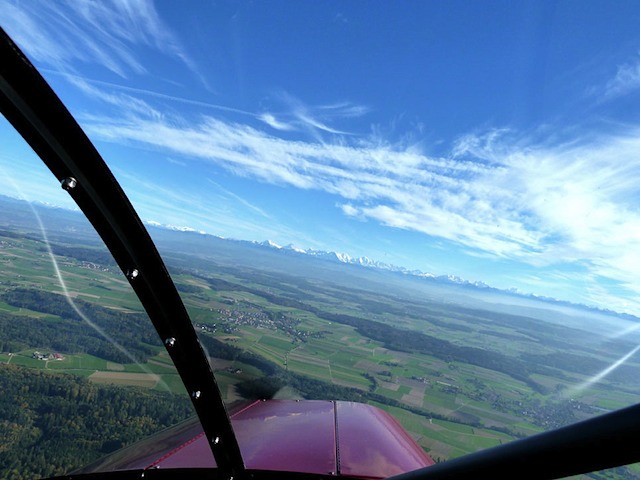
left=255, top=240, right=491, bottom=288
left=252, top=239, right=640, bottom=321
left=145, top=221, right=489, bottom=288
left=144, top=222, right=639, bottom=321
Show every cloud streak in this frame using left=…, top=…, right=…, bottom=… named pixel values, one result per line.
left=258, top=93, right=370, bottom=138
left=1, top=0, right=199, bottom=80
left=603, top=58, right=640, bottom=99
left=206, top=178, right=273, bottom=220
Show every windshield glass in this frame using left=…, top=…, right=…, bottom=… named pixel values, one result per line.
left=0, top=115, right=196, bottom=479
left=2, top=1, right=640, bottom=479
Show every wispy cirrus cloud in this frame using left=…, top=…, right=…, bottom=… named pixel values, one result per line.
left=82, top=108, right=640, bottom=312
left=258, top=113, right=296, bottom=132
left=450, top=129, right=640, bottom=304
left=1, top=0, right=199, bottom=80
left=586, top=50, right=640, bottom=102
left=603, top=57, right=640, bottom=99
left=206, top=179, right=273, bottom=220
left=258, top=92, right=370, bottom=139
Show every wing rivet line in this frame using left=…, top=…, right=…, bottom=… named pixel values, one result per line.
left=126, top=268, right=139, bottom=280
left=60, top=177, right=77, bottom=191
left=191, top=390, right=201, bottom=399
left=164, top=337, right=176, bottom=347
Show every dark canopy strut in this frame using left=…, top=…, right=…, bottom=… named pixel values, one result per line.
left=0, top=27, right=245, bottom=479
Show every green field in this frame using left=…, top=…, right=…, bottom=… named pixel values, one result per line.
left=2, top=227, right=640, bottom=479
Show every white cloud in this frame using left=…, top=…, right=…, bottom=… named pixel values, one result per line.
left=603, top=58, right=640, bottom=99
left=0, top=0, right=199, bottom=79
left=261, top=92, right=370, bottom=139
left=340, top=204, right=360, bottom=217
left=259, top=113, right=295, bottom=131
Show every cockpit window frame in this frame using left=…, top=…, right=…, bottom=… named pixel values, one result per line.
left=0, top=27, right=244, bottom=478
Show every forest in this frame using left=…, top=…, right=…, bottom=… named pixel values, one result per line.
left=0, top=364, right=192, bottom=480
left=0, top=288, right=159, bottom=363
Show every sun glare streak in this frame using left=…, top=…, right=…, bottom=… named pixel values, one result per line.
left=606, top=322, right=640, bottom=340
left=2, top=166, right=168, bottom=389
left=31, top=205, right=168, bottom=389
left=567, top=343, right=640, bottom=396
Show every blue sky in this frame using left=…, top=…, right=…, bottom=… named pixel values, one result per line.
left=2, top=1, right=640, bottom=315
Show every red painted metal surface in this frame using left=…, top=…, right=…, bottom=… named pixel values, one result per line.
left=336, top=401, right=435, bottom=477
left=233, top=400, right=338, bottom=474
left=145, top=431, right=215, bottom=469
left=92, top=400, right=433, bottom=478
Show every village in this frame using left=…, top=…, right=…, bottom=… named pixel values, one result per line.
left=206, top=306, right=331, bottom=342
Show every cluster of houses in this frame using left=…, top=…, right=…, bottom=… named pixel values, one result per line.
left=32, top=351, right=65, bottom=361
left=215, top=308, right=330, bottom=341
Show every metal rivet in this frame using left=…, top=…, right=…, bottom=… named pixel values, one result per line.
left=165, top=337, right=176, bottom=347
left=126, top=269, right=139, bottom=280
left=191, top=390, right=201, bottom=399
left=60, top=177, right=77, bottom=191
left=213, top=436, right=220, bottom=445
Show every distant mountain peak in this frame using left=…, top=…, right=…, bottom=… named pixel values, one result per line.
left=145, top=220, right=205, bottom=234
left=260, top=239, right=282, bottom=249
left=284, top=243, right=306, bottom=253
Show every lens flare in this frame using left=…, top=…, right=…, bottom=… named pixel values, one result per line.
left=11, top=182, right=170, bottom=390
left=567, top=343, right=640, bottom=396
